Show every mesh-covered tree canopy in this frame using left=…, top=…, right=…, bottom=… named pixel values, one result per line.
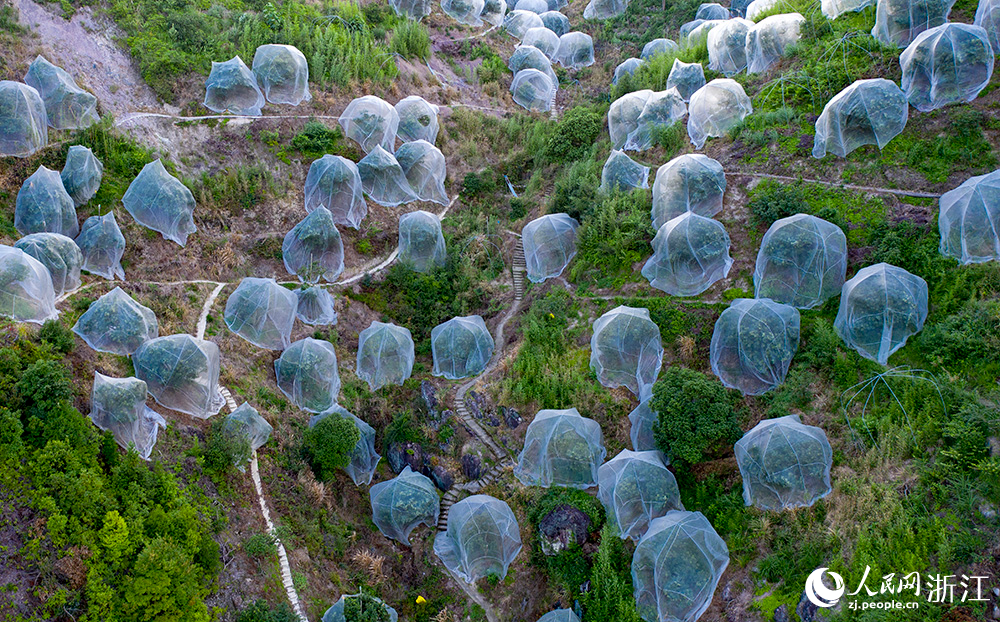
left=600, top=149, right=650, bottom=193
left=735, top=414, right=832, bottom=511
left=395, top=96, right=439, bottom=144
left=251, top=44, right=311, bottom=105
left=224, top=277, right=297, bottom=350
left=322, top=593, right=398, bottom=622
left=133, top=335, right=225, bottom=419
left=296, top=286, right=338, bottom=325
left=536, top=610, right=580, bottom=622
left=122, top=159, right=196, bottom=246
left=391, top=0, right=432, bottom=19
left=710, top=298, right=801, bottom=395
left=745, top=13, right=805, bottom=74
left=89, top=373, right=166, bottom=461
left=204, top=56, right=264, bottom=115
left=609, top=90, right=654, bottom=150
left=510, top=45, right=559, bottom=84
left=599, top=450, right=683, bottom=541
left=651, top=154, right=726, bottom=229
left=396, top=141, right=448, bottom=205
left=398, top=210, right=446, bottom=272
left=0, top=81, right=47, bottom=158
left=523, top=26, right=561, bottom=58
left=522, top=213, right=580, bottom=283
left=625, top=89, right=687, bottom=152
left=0, top=245, right=57, bottom=324
left=304, top=154, right=367, bottom=229
left=72, top=287, right=159, bottom=355
left=746, top=0, right=782, bottom=20
left=24, top=56, right=99, bottom=130
left=504, top=10, right=544, bottom=38
left=681, top=19, right=726, bottom=47
left=222, top=403, right=272, bottom=459
left=515, top=407, right=606, bottom=488
left=900, top=23, right=994, bottom=112
left=511, top=69, right=557, bottom=112
left=339, top=95, right=399, bottom=153
left=274, top=338, right=341, bottom=413
left=666, top=59, right=707, bottom=101
left=515, top=0, right=548, bottom=12
left=15, top=166, right=78, bottom=238
left=540, top=10, right=571, bottom=35
left=697, top=2, right=731, bottom=18
left=555, top=32, right=596, bottom=69
left=754, top=214, right=848, bottom=308
left=813, top=79, right=908, bottom=158
left=14, top=232, right=82, bottom=298
left=76, top=212, right=125, bottom=280
left=688, top=79, right=752, bottom=149
left=629, top=399, right=659, bottom=452
left=61, top=145, right=103, bottom=207
left=283, top=206, right=345, bottom=283
left=872, top=0, right=955, bottom=47
left=823, top=0, right=876, bottom=18
left=359, top=145, right=419, bottom=206
left=614, top=58, right=646, bottom=85
left=482, top=0, right=508, bottom=26
left=939, top=168, right=1000, bottom=264
left=708, top=18, right=754, bottom=75
left=433, top=494, right=523, bottom=583
left=444, top=0, right=486, bottom=25
left=642, top=38, right=681, bottom=59
left=432, top=315, right=494, bottom=379
left=976, top=0, right=1000, bottom=54
left=357, top=321, right=415, bottom=390
left=590, top=306, right=663, bottom=399
left=834, top=263, right=928, bottom=365
left=641, top=212, right=733, bottom=296
left=311, top=405, right=383, bottom=485
left=584, top=0, right=629, bottom=18
left=370, top=465, right=440, bottom=545
left=632, top=511, right=729, bottom=622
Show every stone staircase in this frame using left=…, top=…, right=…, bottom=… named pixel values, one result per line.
left=437, top=461, right=512, bottom=531
left=512, top=241, right=526, bottom=302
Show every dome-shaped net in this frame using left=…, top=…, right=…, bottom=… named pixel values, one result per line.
left=274, top=338, right=341, bottom=413
left=735, top=414, right=832, bottom=511
left=522, top=213, right=580, bottom=283
left=511, top=69, right=557, bottom=112
left=433, top=494, right=523, bottom=583
left=310, top=405, right=382, bottom=485
left=283, top=206, right=345, bottom=283
left=73, top=287, right=158, bottom=355
left=813, top=79, right=908, bottom=158
left=632, top=511, right=729, bottom=622
left=872, top=0, right=955, bottom=47
left=624, top=89, right=687, bottom=152
left=0, top=81, right=47, bottom=158
left=252, top=44, right=311, bottom=105
left=584, top=0, right=629, bottom=19
left=89, top=373, right=166, bottom=461
left=339, top=95, right=400, bottom=153
left=600, top=150, right=650, bottom=193
left=61, top=145, right=103, bottom=207
left=321, top=593, right=398, bottom=622
left=614, top=58, right=646, bottom=85
left=681, top=19, right=726, bottom=48
left=133, top=335, right=226, bottom=419
left=511, top=46, right=559, bottom=84
left=395, top=96, right=439, bottom=144
left=481, top=0, right=509, bottom=26
left=540, top=11, right=571, bottom=35
left=122, top=159, right=196, bottom=246
left=221, top=403, right=272, bottom=461
left=641, top=212, right=733, bottom=296
left=515, top=0, right=548, bottom=12
left=976, top=0, right=1000, bottom=55
left=304, top=154, right=367, bottom=229
left=370, top=465, right=440, bottom=545
left=754, top=214, right=847, bottom=308
left=651, top=154, right=726, bottom=229
left=823, top=0, right=876, bottom=18
left=296, top=286, right=339, bottom=325
left=15, top=166, right=78, bottom=238
left=515, top=407, right=607, bottom=488
left=0, top=245, right=57, bottom=324
left=900, top=23, right=994, bottom=112
left=629, top=399, right=660, bottom=452
left=504, top=10, right=544, bottom=38
left=204, top=56, right=264, bottom=115
left=224, top=277, right=297, bottom=350
left=688, top=79, right=752, bottom=149
left=357, top=321, right=415, bottom=390
left=391, top=0, right=433, bottom=19
left=524, top=26, right=561, bottom=58
left=24, top=56, right=99, bottom=130
left=590, top=306, right=663, bottom=399
left=708, top=18, right=753, bottom=75
left=76, top=212, right=125, bottom=280
left=359, top=145, right=419, bottom=207
left=666, top=59, right=707, bottom=101
left=398, top=210, right=447, bottom=272
left=432, top=315, right=494, bottom=379
left=834, top=263, right=928, bottom=365
left=396, top=141, right=449, bottom=205
left=609, top=90, right=654, bottom=150
left=746, top=0, right=784, bottom=20
left=745, top=13, right=805, bottom=74
left=537, top=610, right=580, bottom=622
left=599, top=450, right=683, bottom=541
left=555, top=32, right=596, bottom=69
left=939, top=168, right=1000, bottom=264
left=710, top=298, right=801, bottom=396
left=14, top=232, right=82, bottom=297
left=444, top=0, right=486, bottom=25
left=697, top=2, right=731, bottom=18
left=642, top=38, right=681, bottom=59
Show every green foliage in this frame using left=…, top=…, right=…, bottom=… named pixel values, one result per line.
left=460, top=169, right=499, bottom=201
left=609, top=44, right=705, bottom=100
left=203, top=417, right=252, bottom=478
left=38, top=319, right=75, bottom=355
left=550, top=157, right=602, bottom=222
left=344, top=592, right=394, bottom=622
left=570, top=189, right=653, bottom=288
left=652, top=120, right=687, bottom=157
left=389, top=20, right=430, bottom=61
left=545, top=106, right=603, bottom=163
left=291, top=121, right=351, bottom=160
left=676, top=473, right=753, bottom=561
left=529, top=487, right=605, bottom=530
left=582, top=524, right=642, bottom=622
left=302, top=412, right=361, bottom=481
left=242, top=532, right=278, bottom=558
left=651, top=367, right=742, bottom=466
left=235, top=600, right=300, bottom=622
left=899, top=108, right=999, bottom=184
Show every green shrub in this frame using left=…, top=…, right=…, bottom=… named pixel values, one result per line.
left=545, top=107, right=602, bottom=163
left=651, top=367, right=742, bottom=466
left=460, top=169, right=499, bottom=200
left=242, top=532, right=277, bottom=558
left=39, top=320, right=75, bottom=354
left=235, top=600, right=300, bottom=622
left=583, top=524, right=642, bottom=622
left=529, top=487, right=605, bottom=529
left=344, top=592, right=394, bottom=622
left=389, top=20, right=430, bottom=60
left=570, top=189, right=654, bottom=287
left=203, top=417, right=252, bottom=477
left=748, top=183, right=808, bottom=228
left=550, top=158, right=602, bottom=221
left=302, top=412, right=361, bottom=481
left=291, top=121, right=349, bottom=160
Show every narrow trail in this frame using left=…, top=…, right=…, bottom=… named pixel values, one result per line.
left=729, top=171, right=944, bottom=198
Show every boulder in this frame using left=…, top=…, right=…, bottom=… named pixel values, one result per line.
left=386, top=441, right=424, bottom=473
left=430, top=465, right=455, bottom=491
left=461, top=453, right=484, bottom=480
left=501, top=406, right=522, bottom=428
left=538, top=504, right=591, bottom=555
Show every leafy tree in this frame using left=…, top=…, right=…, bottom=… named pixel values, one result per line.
left=545, top=106, right=602, bottom=163
left=203, top=416, right=252, bottom=477
left=122, top=537, right=211, bottom=622
left=583, top=524, right=642, bottom=622
left=302, top=413, right=361, bottom=481
left=344, top=592, right=394, bottom=622
left=651, top=367, right=742, bottom=466
left=39, top=319, right=75, bottom=354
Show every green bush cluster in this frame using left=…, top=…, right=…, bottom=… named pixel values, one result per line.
left=582, top=524, right=642, bottom=622
left=389, top=20, right=431, bottom=61
left=302, top=412, right=361, bottom=482
left=651, top=367, right=743, bottom=466
left=290, top=120, right=352, bottom=160
left=203, top=416, right=252, bottom=478
left=544, top=107, right=602, bottom=163
left=570, top=189, right=654, bottom=288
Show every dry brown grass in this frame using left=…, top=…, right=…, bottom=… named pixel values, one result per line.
left=349, top=549, right=386, bottom=584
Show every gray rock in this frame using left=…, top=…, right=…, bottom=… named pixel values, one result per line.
left=538, top=504, right=591, bottom=556
left=796, top=591, right=819, bottom=622
left=430, top=465, right=455, bottom=491
left=487, top=415, right=501, bottom=427
left=461, top=454, right=483, bottom=480
left=420, top=380, right=439, bottom=418
left=773, top=604, right=789, bottom=622
left=501, top=406, right=521, bottom=428
left=386, top=441, right=424, bottom=473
